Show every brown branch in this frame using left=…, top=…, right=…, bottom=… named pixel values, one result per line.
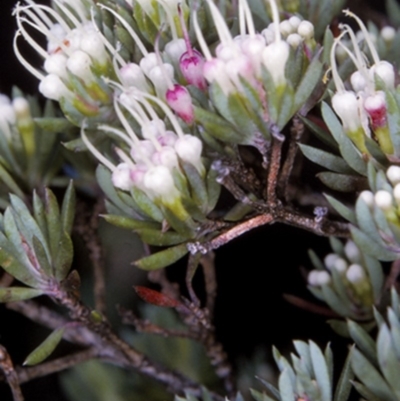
left=283, top=294, right=340, bottom=318
left=200, top=252, right=217, bottom=318
left=16, top=348, right=97, bottom=384
left=265, top=132, right=284, bottom=205
left=385, top=259, right=400, bottom=291
left=74, top=198, right=107, bottom=316
left=0, top=344, right=24, bottom=401
left=279, top=117, right=304, bottom=201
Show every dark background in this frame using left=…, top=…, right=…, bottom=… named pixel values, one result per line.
left=0, top=0, right=393, bottom=400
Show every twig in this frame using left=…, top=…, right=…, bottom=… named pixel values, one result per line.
left=385, top=259, right=400, bottom=291
left=283, top=294, right=340, bottom=318
left=16, top=349, right=98, bottom=384
left=0, top=344, right=24, bottom=401
left=279, top=117, right=304, bottom=201
left=186, top=253, right=202, bottom=306
left=200, top=252, right=218, bottom=318
left=265, top=129, right=284, bottom=205
left=74, top=198, right=107, bottom=316
left=118, top=306, right=195, bottom=339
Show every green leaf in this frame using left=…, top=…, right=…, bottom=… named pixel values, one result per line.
left=0, top=287, right=43, bottom=303
left=293, top=57, right=323, bottom=112
left=352, top=381, right=382, bottom=401
left=278, top=368, right=295, bottom=401
left=206, top=166, right=221, bottom=213
left=130, top=187, right=164, bottom=223
left=347, top=320, right=378, bottom=366
left=350, top=226, right=398, bottom=261
left=53, top=231, right=73, bottom=281
left=34, top=117, right=73, bottom=133
left=300, top=115, right=339, bottom=150
left=333, top=349, right=354, bottom=401
left=377, top=324, right=400, bottom=398
left=363, top=255, right=384, bottom=302
left=32, top=235, right=52, bottom=277
left=102, top=214, right=159, bottom=231
left=386, top=0, right=400, bottom=25
left=317, top=172, right=367, bottom=192
left=308, top=249, right=325, bottom=270
left=134, top=244, right=188, bottom=270
left=321, top=102, right=367, bottom=175
left=324, top=195, right=356, bottom=225
left=299, top=144, right=354, bottom=174
left=327, top=320, right=350, bottom=338
left=135, top=228, right=186, bottom=247
left=61, top=181, right=76, bottom=235
left=310, top=341, right=331, bottom=401
left=24, top=327, right=65, bottom=366
left=44, top=189, right=62, bottom=262
left=351, top=348, right=396, bottom=401
left=293, top=341, right=312, bottom=376
left=321, top=285, right=352, bottom=317
left=250, top=389, right=276, bottom=401
left=193, top=106, right=243, bottom=143
left=0, top=163, right=25, bottom=198
left=329, top=236, right=344, bottom=257
left=181, top=162, right=208, bottom=214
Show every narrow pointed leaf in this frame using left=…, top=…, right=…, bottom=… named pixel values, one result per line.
left=61, top=181, right=76, bottom=235
left=24, top=327, right=65, bottom=366
left=310, top=341, right=331, bottom=401
left=0, top=287, right=43, bottom=303
left=134, top=244, right=188, bottom=270
left=333, top=349, right=354, bottom=401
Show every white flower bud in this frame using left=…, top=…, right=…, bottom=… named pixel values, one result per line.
left=47, top=23, right=67, bottom=54
left=393, top=183, right=400, bottom=205
left=139, top=52, right=158, bottom=77
left=288, top=16, right=301, bottom=30
left=175, top=134, right=204, bottom=174
left=381, top=26, right=396, bottom=43
left=370, top=61, right=395, bottom=90
left=286, top=33, right=303, bottom=49
left=119, top=63, right=150, bottom=92
left=350, top=70, right=367, bottom=93
left=261, top=28, right=275, bottom=45
left=112, top=163, right=134, bottom=191
left=143, top=165, right=179, bottom=200
left=333, top=258, right=348, bottom=273
left=12, top=97, right=30, bottom=120
left=141, top=120, right=166, bottom=140
left=344, top=240, right=360, bottom=263
left=39, top=74, right=72, bottom=101
left=157, top=130, right=178, bottom=147
left=67, top=50, right=94, bottom=82
left=359, top=190, right=375, bottom=208
left=331, top=91, right=362, bottom=133
left=307, top=270, right=320, bottom=286
left=387, top=166, right=400, bottom=185
left=297, top=20, right=314, bottom=40
left=148, top=64, right=174, bottom=97
left=164, top=38, right=186, bottom=64
left=279, top=20, right=293, bottom=37
left=151, top=146, right=179, bottom=169
left=130, top=140, right=156, bottom=162
left=80, top=31, right=108, bottom=64
left=44, top=53, right=69, bottom=80
left=262, top=40, right=289, bottom=86
left=346, top=264, right=365, bottom=283
left=317, top=271, right=331, bottom=286
left=375, top=190, right=393, bottom=211
left=324, top=253, right=339, bottom=270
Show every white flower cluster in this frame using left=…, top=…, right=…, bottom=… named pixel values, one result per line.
left=307, top=240, right=364, bottom=287
left=82, top=90, right=204, bottom=205
left=359, top=166, right=400, bottom=224
left=330, top=11, right=395, bottom=154
left=195, top=0, right=315, bottom=94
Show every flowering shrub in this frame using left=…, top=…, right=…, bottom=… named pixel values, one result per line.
left=2, top=0, right=400, bottom=400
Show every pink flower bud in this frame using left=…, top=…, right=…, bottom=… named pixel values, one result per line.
left=151, top=146, right=179, bottom=169
left=179, top=49, right=207, bottom=90
left=364, top=91, right=387, bottom=128
left=166, top=84, right=194, bottom=124
left=130, top=140, right=156, bottom=162
left=112, top=163, right=134, bottom=191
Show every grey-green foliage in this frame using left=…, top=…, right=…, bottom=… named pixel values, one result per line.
left=0, top=89, right=73, bottom=207
left=350, top=288, right=400, bottom=401
left=307, top=237, right=384, bottom=327
left=0, top=182, right=75, bottom=302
